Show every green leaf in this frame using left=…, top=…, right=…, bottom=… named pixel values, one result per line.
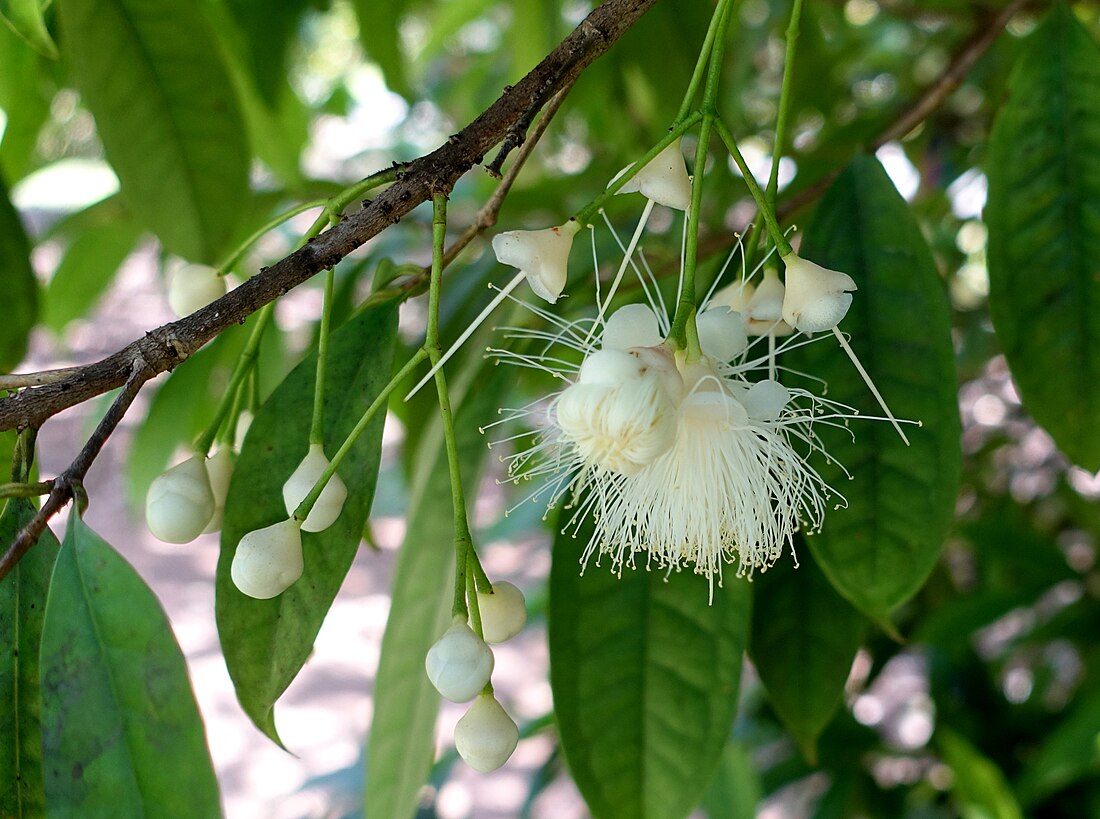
left=985, top=4, right=1100, bottom=471
left=1015, top=689, right=1100, bottom=808
left=364, top=363, right=508, bottom=819
left=0, top=20, right=53, bottom=181
left=222, top=0, right=309, bottom=107
left=216, top=302, right=399, bottom=743
left=791, top=154, right=961, bottom=625
left=550, top=521, right=752, bottom=819
left=938, top=728, right=1025, bottom=819
left=351, top=0, right=411, bottom=97
left=0, top=499, right=60, bottom=817
left=700, top=740, right=761, bottom=819
left=58, top=0, right=250, bottom=263
left=0, top=171, right=37, bottom=371
left=0, top=0, right=58, bottom=58
left=748, top=543, right=865, bottom=762
left=44, top=222, right=141, bottom=332
left=39, top=515, right=219, bottom=817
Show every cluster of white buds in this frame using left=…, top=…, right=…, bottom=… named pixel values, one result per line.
left=167, top=263, right=227, bottom=318
left=146, top=449, right=235, bottom=543
left=426, top=582, right=527, bottom=772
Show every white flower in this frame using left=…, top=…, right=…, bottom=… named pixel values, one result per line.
left=282, top=443, right=348, bottom=533
left=781, top=252, right=857, bottom=333
left=425, top=618, right=495, bottom=702
left=145, top=455, right=216, bottom=543
left=231, top=518, right=304, bottom=599
left=611, top=139, right=692, bottom=211
left=491, top=220, right=581, bottom=304
left=454, top=693, right=519, bottom=772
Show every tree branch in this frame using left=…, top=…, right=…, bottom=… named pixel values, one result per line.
left=0, top=0, right=658, bottom=433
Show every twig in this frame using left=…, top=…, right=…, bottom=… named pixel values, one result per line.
left=0, top=366, right=85, bottom=390
left=0, top=358, right=153, bottom=582
left=0, top=0, right=657, bottom=434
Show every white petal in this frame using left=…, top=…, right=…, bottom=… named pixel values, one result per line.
left=781, top=252, right=857, bottom=333
left=741, top=379, right=790, bottom=421
left=578, top=349, right=643, bottom=385
left=696, top=308, right=748, bottom=361
left=746, top=270, right=785, bottom=322
left=491, top=221, right=580, bottom=304
left=612, top=140, right=692, bottom=211
left=602, top=303, right=663, bottom=350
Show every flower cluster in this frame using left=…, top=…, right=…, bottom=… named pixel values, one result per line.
left=425, top=581, right=527, bottom=771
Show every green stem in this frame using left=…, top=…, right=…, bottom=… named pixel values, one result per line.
left=768, top=0, right=802, bottom=208
left=328, top=166, right=399, bottom=215
left=714, top=118, right=792, bottom=256
left=0, top=481, right=52, bottom=499
left=293, top=347, right=428, bottom=522
left=701, top=0, right=736, bottom=111
left=194, top=303, right=275, bottom=456
left=675, top=0, right=734, bottom=122
left=217, top=200, right=327, bottom=274
left=309, top=267, right=335, bottom=445
left=574, top=112, right=701, bottom=226
left=467, top=559, right=485, bottom=639
left=669, top=114, right=713, bottom=346
left=469, top=545, right=492, bottom=594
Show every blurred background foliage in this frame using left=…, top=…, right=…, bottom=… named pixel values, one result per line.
left=2, top=0, right=1100, bottom=817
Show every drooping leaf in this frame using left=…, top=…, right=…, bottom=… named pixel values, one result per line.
left=748, top=543, right=865, bottom=762
left=938, top=728, right=1025, bottom=819
left=364, top=362, right=507, bottom=819
left=0, top=0, right=58, bottom=58
left=44, top=222, right=142, bottom=332
left=550, top=521, right=752, bottom=819
left=985, top=3, right=1100, bottom=471
left=216, top=302, right=399, bottom=743
left=791, top=154, right=961, bottom=625
left=0, top=171, right=37, bottom=371
left=57, top=0, right=250, bottom=263
left=0, top=499, right=60, bottom=818
left=39, top=515, right=219, bottom=817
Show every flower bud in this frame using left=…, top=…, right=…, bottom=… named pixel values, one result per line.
left=696, top=308, right=748, bottom=362
left=282, top=444, right=348, bottom=533
left=168, top=264, right=226, bottom=318
left=745, top=271, right=794, bottom=337
left=202, top=446, right=234, bottom=533
left=425, top=619, right=495, bottom=703
left=145, top=455, right=216, bottom=543
left=578, top=349, right=643, bottom=386
left=492, top=220, right=580, bottom=304
left=476, top=581, right=527, bottom=644
left=601, top=303, right=663, bottom=351
left=611, top=139, right=693, bottom=211
left=454, top=693, right=519, bottom=773
left=781, top=252, right=857, bottom=333
left=231, top=518, right=304, bottom=599
left=710, top=280, right=755, bottom=314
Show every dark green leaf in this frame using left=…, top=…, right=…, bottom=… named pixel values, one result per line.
left=0, top=21, right=53, bottom=180
left=0, top=0, right=57, bottom=58
left=364, top=362, right=508, bottom=819
left=58, top=0, right=250, bottom=262
left=700, top=740, right=760, bottom=819
left=0, top=171, right=37, bottom=371
left=985, top=4, right=1100, bottom=471
left=1015, top=689, right=1100, bottom=808
left=44, top=222, right=141, bottom=332
left=222, top=0, right=309, bottom=106
left=938, top=728, right=1024, bottom=819
left=351, top=0, right=411, bottom=98
left=39, top=515, right=219, bottom=817
left=749, top=543, right=865, bottom=762
left=551, top=520, right=752, bottom=819
left=792, top=154, right=961, bottom=625
left=0, top=499, right=59, bottom=817
left=216, top=302, right=399, bottom=743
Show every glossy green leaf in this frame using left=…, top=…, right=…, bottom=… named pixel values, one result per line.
left=39, top=515, right=219, bottom=817
left=749, top=543, right=865, bottom=762
left=216, top=302, right=399, bottom=743
left=938, top=728, right=1024, bottom=819
left=44, top=222, right=141, bottom=332
left=791, top=154, right=961, bottom=625
left=985, top=4, right=1100, bottom=471
left=58, top=0, right=249, bottom=263
left=551, top=521, right=752, bottom=819
left=364, top=363, right=507, bottom=819
left=0, top=0, right=57, bottom=58
left=0, top=499, right=59, bottom=818
left=0, top=172, right=37, bottom=371
left=700, top=740, right=761, bottom=819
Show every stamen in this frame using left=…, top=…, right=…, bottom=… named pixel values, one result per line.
left=830, top=326, right=910, bottom=445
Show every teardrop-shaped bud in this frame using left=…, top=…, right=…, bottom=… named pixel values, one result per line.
left=145, top=455, right=216, bottom=543
left=601, top=303, right=664, bottom=351
left=282, top=443, right=348, bottom=533
left=454, top=693, right=519, bottom=773
left=475, top=581, right=527, bottom=644
left=710, top=279, right=755, bottom=314
left=578, top=349, right=643, bottom=386
left=202, top=446, right=234, bottom=533
left=780, top=252, right=857, bottom=333
left=491, top=220, right=580, bottom=304
left=425, top=619, right=495, bottom=702
left=745, top=271, right=795, bottom=337
left=741, top=378, right=791, bottom=421
left=231, top=518, right=304, bottom=599
left=611, top=139, right=692, bottom=211
left=168, top=264, right=226, bottom=318
left=696, top=308, right=748, bottom=362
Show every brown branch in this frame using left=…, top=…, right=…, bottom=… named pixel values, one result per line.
left=776, top=0, right=1026, bottom=221
left=0, top=358, right=152, bottom=581
left=0, top=0, right=659, bottom=433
